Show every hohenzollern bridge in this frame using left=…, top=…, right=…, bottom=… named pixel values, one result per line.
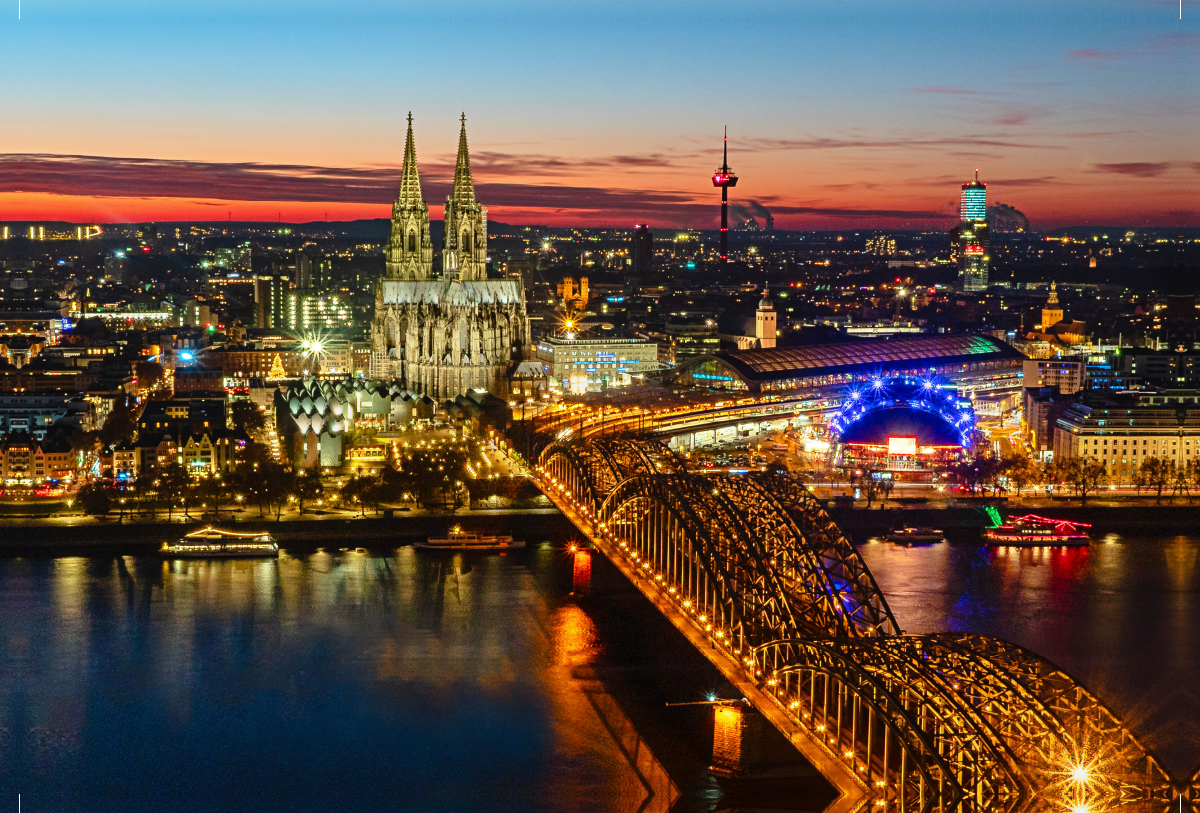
left=523, top=430, right=1198, bottom=813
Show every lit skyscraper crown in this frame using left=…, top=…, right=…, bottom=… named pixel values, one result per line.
left=960, top=169, right=987, bottom=223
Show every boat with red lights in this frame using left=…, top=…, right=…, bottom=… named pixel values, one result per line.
left=984, top=514, right=1091, bottom=547
left=161, top=527, right=278, bottom=558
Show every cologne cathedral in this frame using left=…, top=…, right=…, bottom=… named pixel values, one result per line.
left=369, top=115, right=530, bottom=399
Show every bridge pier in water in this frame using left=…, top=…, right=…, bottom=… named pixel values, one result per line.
left=532, top=434, right=1191, bottom=811
left=571, top=547, right=592, bottom=595
left=710, top=702, right=772, bottom=777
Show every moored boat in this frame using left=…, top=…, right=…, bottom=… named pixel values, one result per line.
left=161, top=527, right=279, bottom=558
left=886, top=527, right=945, bottom=545
left=984, top=514, right=1091, bottom=547
left=416, top=525, right=525, bottom=551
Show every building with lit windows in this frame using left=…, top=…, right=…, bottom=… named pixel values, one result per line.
left=201, top=345, right=305, bottom=382
left=865, top=236, right=897, bottom=256
left=254, top=274, right=291, bottom=329
left=180, top=432, right=242, bottom=474
left=0, top=435, right=75, bottom=486
left=953, top=172, right=989, bottom=292
left=1022, top=358, right=1084, bottom=395
left=286, top=290, right=353, bottom=332
left=1053, top=392, right=1200, bottom=485
left=0, top=394, right=93, bottom=440
left=534, top=335, right=662, bottom=394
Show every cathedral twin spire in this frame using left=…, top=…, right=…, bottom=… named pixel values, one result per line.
left=451, top=114, right=476, bottom=205
left=397, top=112, right=424, bottom=209
left=384, top=112, right=486, bottom=282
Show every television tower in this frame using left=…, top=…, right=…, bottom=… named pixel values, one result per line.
left=711, top=127, right=738, bottom=265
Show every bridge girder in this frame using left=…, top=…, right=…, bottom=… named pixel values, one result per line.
left=534, top=437, right=1183, bottom=811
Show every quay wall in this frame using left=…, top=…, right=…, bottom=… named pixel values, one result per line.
left=0, top=511, right=576, bottom=554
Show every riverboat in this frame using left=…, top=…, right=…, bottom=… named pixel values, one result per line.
left=416, top=525, right=525, bottom=551
left=160, top=527, right=279, bottom=558
left=886, top=527, right=945, bottom=545
left=984, top=514, right=1091, bottom=547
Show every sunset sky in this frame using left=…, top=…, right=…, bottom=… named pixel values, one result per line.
left=0, top=1, right=1196, bottom=229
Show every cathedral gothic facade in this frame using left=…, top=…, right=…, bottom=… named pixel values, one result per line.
left=369, top=115, right=530, bottom=399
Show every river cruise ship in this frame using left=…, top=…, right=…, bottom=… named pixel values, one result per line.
left=886, top=527, right=945, bottom=545
left=161, top=527, right=279, bottom=558
left=416, top=526, right=524, bottom=551
left=984, top=514, right=1091, bottom=547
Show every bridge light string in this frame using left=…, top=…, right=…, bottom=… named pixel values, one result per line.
left=535, top=462, right=850, bottom=751
left=538, top=457, right=1162, bottom=806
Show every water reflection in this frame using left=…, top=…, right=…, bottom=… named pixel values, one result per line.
left=0, top=546, right=773, bottom=813
left=860, top=534, right=1200, bottom=778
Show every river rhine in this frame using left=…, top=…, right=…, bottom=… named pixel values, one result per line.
left=0, top=531, right=1196, bottom=811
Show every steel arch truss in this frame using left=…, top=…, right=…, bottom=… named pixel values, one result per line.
left=753, top=634, right=1176, bottom=812
left=737, top=473, right=899, bottom=637
left=533, top=437, right=1181, bottom=811
left=540, top=436, right=687, bottom=509
left=600, top=472, right=810, bottom=651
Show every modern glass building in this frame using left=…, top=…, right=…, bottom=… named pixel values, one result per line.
left=960, top=180, right=987, bottom=222
left=955, top=172, right=990, bottom=292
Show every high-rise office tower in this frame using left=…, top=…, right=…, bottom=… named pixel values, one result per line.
left=295, top=247, right=329, bottom=290
left=632, top=225, right=653, bottom=275
left=254, top=274, right=291, bottom=329
left=953, top=170, right=989, bottom=292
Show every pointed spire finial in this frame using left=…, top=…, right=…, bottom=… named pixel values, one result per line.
left=396, top=112, right=424, bottom=208
left=451, top=113, right=475, bottom=204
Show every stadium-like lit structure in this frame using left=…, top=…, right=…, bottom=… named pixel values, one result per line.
left=830, top=375, right=975, bottom=474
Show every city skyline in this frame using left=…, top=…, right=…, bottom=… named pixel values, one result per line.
left=0, top=0, right=1196, bottom=228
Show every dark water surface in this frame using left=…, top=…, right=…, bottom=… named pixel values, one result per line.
left=859, top=534, right=1200, bottom=780
left=0, top=544, right=833, bottom=813
left=3, top=533, right=1195, bottom=812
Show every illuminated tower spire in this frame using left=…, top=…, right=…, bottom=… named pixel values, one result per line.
left=398, top=112, right=423, bottom=206
left=451, top=113, right=476, bottom=204
left=711, top=126, right=738, bottom=265
left=443, top=114, right=488, bottom=281
left=385, top=112, right=433, bottom=280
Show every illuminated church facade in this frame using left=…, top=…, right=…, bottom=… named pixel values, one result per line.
left=369, top=115, right=530, bottom=399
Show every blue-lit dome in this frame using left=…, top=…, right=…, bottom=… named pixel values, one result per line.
left=830, top=375, right=975, bottom=450
left=838, top=407, right=961, bottom=447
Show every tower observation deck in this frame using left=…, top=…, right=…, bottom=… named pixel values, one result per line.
left=712, top=127, right=738, bottom=265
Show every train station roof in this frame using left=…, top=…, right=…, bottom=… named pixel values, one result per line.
left=678, top=334, right=1024, bottom=387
